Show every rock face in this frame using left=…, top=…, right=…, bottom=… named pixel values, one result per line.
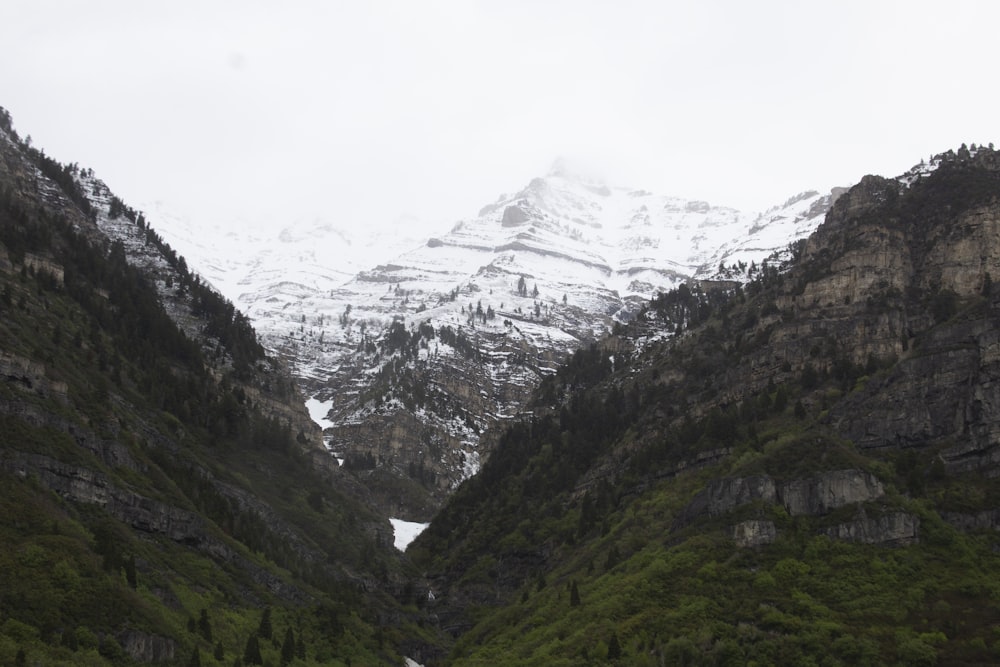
left=643, top=148, right=1000, bottom=472
left=825, top=511, right=920, bottom=546
left=83, top=177, right=324, bottom=452
left=779, top=470, right=884, bottom=517
left=678, top=469, right=918, bottom=548
left=118, top=630, right=177, bottom=663
left=678, top=469, right=886, bottom=536
left=731, top=519, right=777, bottom=547
left=501, top=205, right=530, bottom=227
left=678, top=475, right=776, bottom=522
left=817, top=151, right=1000, bottom=467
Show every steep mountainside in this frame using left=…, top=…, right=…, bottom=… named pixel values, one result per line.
left=152, top=163, right=839, bottom=521
left=0, top=108, right=431, bottom=666
left=409, top=145, right=1000, bottom=665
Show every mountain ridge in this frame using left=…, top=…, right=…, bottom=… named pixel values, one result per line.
left=145, top=161, right=842, bottom=520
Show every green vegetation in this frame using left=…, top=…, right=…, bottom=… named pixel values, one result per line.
left=0, top=109, right=420, bottom=665
left=416, top=368, right=1000, bottom=664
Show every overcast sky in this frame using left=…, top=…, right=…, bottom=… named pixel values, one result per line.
left=3, top=1, right=998, bottom=233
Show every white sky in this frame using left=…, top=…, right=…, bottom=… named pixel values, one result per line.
left=2, top=1, right=998, bottom=232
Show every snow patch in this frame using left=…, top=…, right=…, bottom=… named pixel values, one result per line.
left=305, top=397, right=334, bottom=430
left=390, top=518, right=429, bottom=551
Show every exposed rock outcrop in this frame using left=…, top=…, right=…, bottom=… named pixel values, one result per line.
left=118, top=630, right=177, bottom=663
left=940, top=509, right=1000, bottom=532
left=677, top=475, right=775, bottom=525
left=731, top=519, right=777, bottom=547
left=501, top=205, right=531, bottom=227
left=678, top=469, right=884, bottom=528
left=778, top=469, right=884, bottom=516
left=1, top=351, right=69, bottom=402
left=825, top=511, right=920, bottom=546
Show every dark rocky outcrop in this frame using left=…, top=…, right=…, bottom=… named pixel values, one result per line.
left=778, top=469, right=884, bottom=516
left=677, top=475, right=775, bottom=524
left=678, top=469, right=916, bottom=546
left=824, top=510, right=919, bottom=546
left=501, top=205, right=530, bottom=227
left=678, top=469, right=884, bottom=526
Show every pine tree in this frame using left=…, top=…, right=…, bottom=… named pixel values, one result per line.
left=280, top=627, right=295, bottom=665
left=187, top=647, right=201, bottom=667
left=198, top=609, right=212, bottom=642
left=773, top=384, right=789, bottom=413
left=257, top=607, right=272, bottom=640
left=607, top=632, right=622, bottom=660
left=570, top=580, right=581, bottom=607
left=243, top=635, right=262, bottom=665
left=124, top=554, right=137, bottom=589
left=296, top=637, right=306, bottom=660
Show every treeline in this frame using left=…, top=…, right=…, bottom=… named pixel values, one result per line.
left=104, top=178, right=265, bottom=376
left=645, top=282, right=737, bottom=334
left=381, top=318, right=435, bottom=357
left=0, top=173, right=280, bottom=445
left=0, top=106, right=97, bottom=222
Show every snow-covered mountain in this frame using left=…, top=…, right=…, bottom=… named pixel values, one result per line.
left=146, top=163, right=843, bottom=519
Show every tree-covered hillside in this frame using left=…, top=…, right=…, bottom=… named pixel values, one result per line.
left=410, top=146, right=1000, bottom=666
left=0, top=107, right=431, bottom=666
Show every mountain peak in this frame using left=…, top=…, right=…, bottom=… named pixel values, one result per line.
left=546, top=156, right=609, bottom=187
